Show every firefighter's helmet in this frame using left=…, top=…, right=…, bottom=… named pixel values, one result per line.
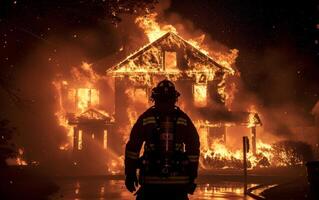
left=151, top=80, right=180, bottom=101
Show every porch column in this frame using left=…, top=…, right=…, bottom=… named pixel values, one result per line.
left=251, top=126, right=257, bottom=155
left=73, top=127, right=78, bottom=152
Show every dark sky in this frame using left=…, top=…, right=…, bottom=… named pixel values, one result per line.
left=169, top=0, right=319, bottom=111
left=0, top=0, right=318, bottom=111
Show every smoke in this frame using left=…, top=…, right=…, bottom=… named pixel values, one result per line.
left=2, top=0, right=317, bottom=172
left=151, top=0, right=319, bottom=146
left=0, top=18, right=121, bottom=170
left=230, top=44, right=318, bottom=144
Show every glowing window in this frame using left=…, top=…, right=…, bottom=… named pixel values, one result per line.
left=67, top=89, right=76, bottom=102
left=78, top=130, right=83, bottom=150
left=103, top=130, right=108, bottom=149
left=193, top=84, right=207, bottom=107
left=164, top=51, right=177, bottom=71
left=134, top=88, right=149, bottom=105
left=76, top=88, right=99, bottom=112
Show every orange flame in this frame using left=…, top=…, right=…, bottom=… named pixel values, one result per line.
left=53, top=62, right=111, bottom=151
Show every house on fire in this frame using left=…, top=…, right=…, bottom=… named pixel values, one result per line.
left=107, top=31, right=262, bottom=154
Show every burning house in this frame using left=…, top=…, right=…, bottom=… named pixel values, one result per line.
left=106, top=31, right=262, bottom=161
left=53, top=64, right=119, bottom=172
left=68, top=108, right=113, bottom=160
left=54, top=14, right=313, bottom=173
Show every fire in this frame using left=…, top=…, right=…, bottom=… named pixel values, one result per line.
left=112, top=13, right=255, bottom=170
left=193, top=84, right=207, bottom=107
left=135, top=13, right=237, bottom=74
left=6, top=148, right=28, bottom=166
left=53, top=62, right=110, bottom=150
left=76, top=88, right=99, bottom=113
left=195, top=113, right=301, bottom=169
left=121, top=87, right=151, bottom=143
left=16, top=148, right=28, bottom=166
left=200, top=135, right=306, bottom=169
left=135, top=13, right=177, bottom=42
left=50, top=10, right=304, bottom=174
left=247, top=105, right=258, bottom=128
left=59, top=143, right=70, bottom=151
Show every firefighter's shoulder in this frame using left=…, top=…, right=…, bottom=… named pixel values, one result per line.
left=174, top=106, right=191, bottom=126
left=140, top=106, right=157, bottom=126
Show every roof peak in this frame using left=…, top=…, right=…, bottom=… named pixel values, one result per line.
left=107, top=31, right=232, bottom=74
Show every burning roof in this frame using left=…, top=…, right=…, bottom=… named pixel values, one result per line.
left=107, top=31, right=234, bottom=76
left=68, top=108, right=113, bottom=125
left=197, top=108, right=262, bottom=127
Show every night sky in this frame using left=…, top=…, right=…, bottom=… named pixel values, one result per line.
left=0, top=0, right=318, bottom=113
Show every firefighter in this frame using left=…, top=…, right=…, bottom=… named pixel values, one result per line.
left=125, top=79, right=200, bottom=200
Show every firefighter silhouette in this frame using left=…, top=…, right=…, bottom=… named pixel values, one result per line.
left=125, top=79, right=200, bottom=200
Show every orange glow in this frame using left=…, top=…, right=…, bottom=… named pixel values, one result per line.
left=59, top=143, right=70, bottom=151
left=135, top=13, right=177, bottom=42
left=193, top=84, right=207, bottom=107
left=194, top=118, right=298, bottom=169
left=76, top=88, right=99, bottom=113
left=53, top=61, right=113, bottom=151
left=108, top=159, right=122, bottom=175
left=103, top=130, right=108, bottom=149
left=50, top=11, right=300, bottom=172
left=16, top=148, right=28, bottom=166
left=135, top=13, right=236, bottom=74
left=247, top=105, right=258, bottom=128
left=78, top=130, right=83, bottom=150
left=6, top=148, right=28, bottom=166
left=164, top=51, right=177, bottom=71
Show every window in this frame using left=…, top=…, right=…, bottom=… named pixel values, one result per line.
left=164, top=51, right=177, bottom=71
left=193, top=84, right=207, bottom=107
left=76, top=88, right=99, bottom=112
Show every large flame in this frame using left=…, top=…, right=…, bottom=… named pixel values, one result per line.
left=132, top=14, right=296, bottom=169
left=135, top=13, right=237, bottom=73
left=51, top=12, right=299, bottom=172
left=135, top=13, right=177, bottom=42
left=53, top=62, right=110, bottom=151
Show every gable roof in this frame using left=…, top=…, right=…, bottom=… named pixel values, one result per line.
left=77, top=108, right=110, bottom=121
left=197, top=107, right=262, bottom=126
left=68, top=108, right=113, bottom=125
left=107, top=31, right=233, bottom=74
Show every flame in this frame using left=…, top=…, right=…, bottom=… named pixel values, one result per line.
left=6, top=148, right=28, bottom=166
left=195, top=118, right=300, bottom=169
left=109, top=12, right=303, bottom=170
left=247, top=105, right=258, bottom=128
left=193, top=84, right=207, bottom=107
left=16, top=148, right=28, bottom=165
left=109, top=13, right=238, bottom=111
left=135, top=13, right=177, bottom=42
left=76, top=88, right=99, bottom=113
left=50, top=12, right=301, bottom=172
left=53, top=62, right=111, bottom=150
left=120, top=87, right=151, bottom=143
left=135, top=13, right=237, bottom=74
left=59, top=143, right=70, bottom=151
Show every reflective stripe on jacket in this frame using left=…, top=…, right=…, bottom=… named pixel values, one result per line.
left=125, top=106, right=200, bottom=180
